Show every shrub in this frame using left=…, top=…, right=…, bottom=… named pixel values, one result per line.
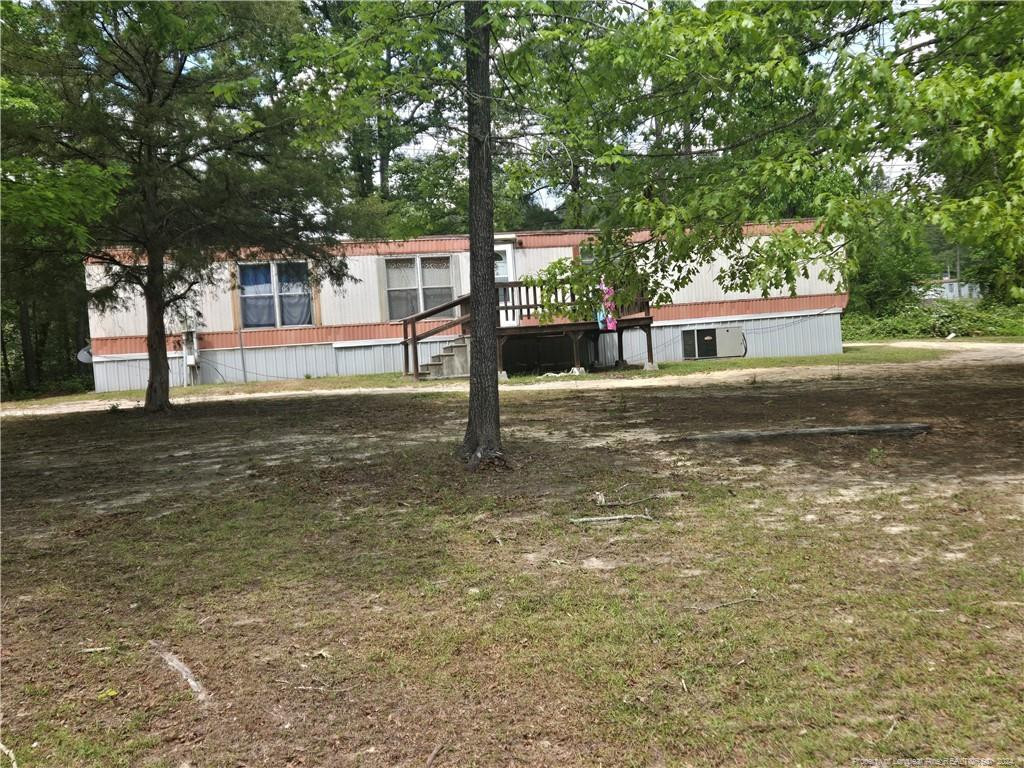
left=843, top=300, right=1024, bottom=340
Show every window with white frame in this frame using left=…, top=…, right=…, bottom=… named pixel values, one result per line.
left=385, top=256, right=454, bottom=320
left=494, top=248, right=510, bottom=281
left=239, top=262, right=312, bottom=328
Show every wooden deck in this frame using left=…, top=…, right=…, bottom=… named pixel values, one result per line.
left=401, top=281, right=655, bottom=379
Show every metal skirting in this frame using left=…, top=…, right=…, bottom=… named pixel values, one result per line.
left=91, top=339, right=454, bottom=393
left=596, top=312, right=843, bottom=366
left=93, top=355, right=188, bottom=393
left=90, top=313, right=842, bottom=393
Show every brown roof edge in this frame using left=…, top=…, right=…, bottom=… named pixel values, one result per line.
left=87, top=219, right=822, bottom=262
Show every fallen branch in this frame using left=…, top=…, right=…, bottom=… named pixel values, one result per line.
left=426, top=742, right=446, bottom=767
left=151, top=641, right=209, bottom=702
left=679, top=423, right=931, bottom=443
left=275, top=678, right=342, bottom=693
left=571, top=513, right=653, bottom=524
left=0, top=740, right=18, bottom=768
left=80, top=646, right=111, bottom=654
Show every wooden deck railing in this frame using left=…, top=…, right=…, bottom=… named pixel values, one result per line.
left=401, top=281, right=652, bottom=377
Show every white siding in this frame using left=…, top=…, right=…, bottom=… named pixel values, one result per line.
left=320, top=256, right=386, bottom=325
left=514, top=246, right=573, bottom=279
left=195, top=263, right=236, bottom=332
left=86, top=264, right=148, bottom=338
left=90, top=312, right=842, bottom=393
left=667, top=244, right=839, bottom=304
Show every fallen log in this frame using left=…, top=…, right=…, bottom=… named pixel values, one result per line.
left=679, top=423, right=931, bottom=443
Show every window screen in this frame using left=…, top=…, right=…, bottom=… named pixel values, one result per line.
left=421, top=257, right=454, bottom=316
left=682, top=329, right=696, bottom=359
left=386, top=259, right=419, bottom=320
left=386, top=256, right=454, bottom=320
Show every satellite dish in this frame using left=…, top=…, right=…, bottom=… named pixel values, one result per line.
left=77, top=346, right=93, bottom=364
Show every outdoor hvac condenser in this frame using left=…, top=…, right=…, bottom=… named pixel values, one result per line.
left=681, top=326, right=746, bottom=359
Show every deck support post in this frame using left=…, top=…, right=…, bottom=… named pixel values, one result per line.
left=411, top=319, right=420, bottom=381
left=402, top=320, right=409, bottom=376
left=569, top=331, right=583, bottom=371
left=643, top=325, right=657, bottom=371
left=497, top=335, right=507, bottom=380
left=616, top=328, right=625, bottom=367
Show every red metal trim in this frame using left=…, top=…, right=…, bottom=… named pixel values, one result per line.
left=91, top=292, right=846, bottom=356
left=651, top=293, right=848, bottom=322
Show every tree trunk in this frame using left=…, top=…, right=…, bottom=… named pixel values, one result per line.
left=377, top=69, right=391, bottom=200
left=18, top=300, right=38, bottom=390
left=460, top=0, right=504, bottom=469
left=1, top=326, right=16, bottom=396
left=378, top=139, right=391, bottom=200
left=143, top=249, right=172, bottom=413
left=60, top=297, right=74, bottom=376
left=34, top=315, right=49, bottom=387
left=76, top=295, right=90, bottom=379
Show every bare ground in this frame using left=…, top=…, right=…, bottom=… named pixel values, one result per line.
left=1, top=350, right=1022, bottom=767
left=3, top=339, right=1019, bottom=418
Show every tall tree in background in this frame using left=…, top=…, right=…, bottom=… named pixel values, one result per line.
left=298, top=1, right=465, bottom=239
left=460, top=0, right=503, bottom=468
left=1, top=6, right=124, bottom=394
left=510, top=1, right=1023, bottom=303
left=6, top=1, right=351, bottom=412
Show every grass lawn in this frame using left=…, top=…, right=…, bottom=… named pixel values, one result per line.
left=1, top=343, right=952, bottom=410
left=2, top=358, right=1021, bottom=767
left=0, top=371, right=417, bottom=409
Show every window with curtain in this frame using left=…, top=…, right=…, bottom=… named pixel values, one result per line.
left=277, top=262, right=312, bottom=326
left=239, top=262, right=312, bottom=328
left=385, top=256, right=454, bottom=320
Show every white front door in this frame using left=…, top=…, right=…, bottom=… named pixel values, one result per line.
left=494, top=245, right=518, bottom=326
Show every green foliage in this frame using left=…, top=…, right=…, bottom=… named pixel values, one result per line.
left=842, top=301, right=1024, bottom=341
left=844, top=194, right=942, bottom=315
left=6, top=1, right=357, bottom=289
left=525, top=231, right=658, bottom=323
left=506, top=0, right=1024, bottom=305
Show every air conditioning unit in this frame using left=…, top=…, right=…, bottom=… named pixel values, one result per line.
left=681, top=325, right=746, bottom=359
left=716, top=327, right=746, bottom=358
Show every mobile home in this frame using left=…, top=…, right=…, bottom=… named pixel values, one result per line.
left=85, top=220, right=847, bottom=392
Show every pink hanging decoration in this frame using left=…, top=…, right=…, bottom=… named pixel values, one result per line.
left=601, top=278, right=617, bottom=330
